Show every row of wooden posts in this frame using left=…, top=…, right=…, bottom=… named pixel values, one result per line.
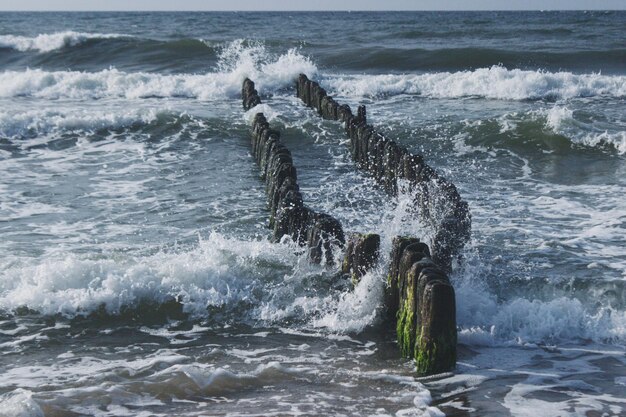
left=242, top=77, right=459, bottom=376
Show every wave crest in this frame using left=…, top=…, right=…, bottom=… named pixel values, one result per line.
left=0, top=107, right=163, bottom=139
left=545, top=105, right=626, bottom=154
left=325, top=66, right=626, bottom=101
left=0, top=40, right=316, bottom=100
left=0, top=31, right=131, bottom=52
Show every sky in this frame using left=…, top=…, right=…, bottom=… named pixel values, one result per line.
left=1, top=0, right=625, bottom=11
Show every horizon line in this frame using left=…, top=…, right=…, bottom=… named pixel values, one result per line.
left=1, top=9, right=624, bottom=12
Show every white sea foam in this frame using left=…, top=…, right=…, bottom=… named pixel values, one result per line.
left=502, top=379, right=626, bottom=417
left=453, top=261, right=626, bottom=346
left=159, top=361, right=304, bottom=394
left=0, top=31, right=130, bottom=52
left=325, top=66, right=626, bottom=101
left=0, top=107, right=162, bottom=139
left=0, top=40, right=316, bottom=100
left=544, top=105, right=626, bottom=154
left=0, top=230, right=371, bottom=330
left=0, top=389, right=44, bottom=417
left=244, top=103, right=280, bottom=124
left=0, top=346, right=439, bottom=416
left=0, top=232, right=303, bottom=318
left=545, top=105, right=574, bottom=131
left=579, top=130, right=626, bottom=155
left=313, top=268, right=384, bottom=333
left=442, top=343, right=626, bottom=416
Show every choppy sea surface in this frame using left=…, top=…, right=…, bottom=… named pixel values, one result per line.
left=0, top=11, right=625, bottom=417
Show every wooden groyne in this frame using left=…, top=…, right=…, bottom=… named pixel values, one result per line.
left=242, top=78, right=345, bottom=264
left=242, top=77, right=456, bottom=376
left=295, top=74, right=471, bottom=271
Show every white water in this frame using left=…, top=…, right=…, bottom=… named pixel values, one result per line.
left=0, top=39, right=316, bottom=100
left=2, top=36, right=625, bottom=417
left=0, top=31, right=131, bottom=52
left=324, top=66, right=626, bottom=101
left=4, top=64, right=626, bottom=103
left=0, top=106, right=163, bottom=139
left=546, top=105, right=626, bottom=154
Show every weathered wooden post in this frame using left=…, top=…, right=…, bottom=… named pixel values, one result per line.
left=243, top=78, right=345, bottom=264
left=342, top=233, right=381, bottom=285
left=387, top=237, right=457, bottom=375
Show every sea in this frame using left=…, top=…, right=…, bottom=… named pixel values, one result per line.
left=0, top=10, right=625, bottom=417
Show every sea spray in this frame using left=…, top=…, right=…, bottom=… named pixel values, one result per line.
left=0, top=40, right=316, bottom=100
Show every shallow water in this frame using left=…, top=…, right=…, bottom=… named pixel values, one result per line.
left=0, top=11, right=625, bottom=417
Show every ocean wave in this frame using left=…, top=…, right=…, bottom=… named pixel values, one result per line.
left=0, top=107, right=163, bottom=139
left=157, top=361, right=303, bottom=395
left=458, top=106, right=626, bottom=155
left=324, top=66, right=626, bottom=101
left=456, top=285, right=626, bottom=346
left=0, top=40, right=315, bottom=100
left=323, top=46, right=626, bottom=73
left=576, top=130, right=626, bottom=155
left=0, top=389, right=44, bottom=417
left=0, top=31, right=131, bottom=52
left=545, top=105, right=626, bottom=154
left=0, top=231, right=353, bottom=327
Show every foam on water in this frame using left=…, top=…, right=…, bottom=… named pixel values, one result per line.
left=324, top=66, right=626, bottom=101
left=545, top=105, right=626, bottom=154
left=450, top=182, right=626, bottom=347
left=436, top=342, right=626, bottom=417
left=0, top=107, right=163, bottom=139
left=0, top=40, right=315, bottom=101
left=0, top=229, right=388, bottom=335
left=0, top=341, right=443, bottom=417
left=0, top=389, right=44, bottom=417
left=0, top=31, right=131, bottom=52
left=0, top=232, right=301, bottom=318
left=313, top=269, right=384, bottom=333
left=455, top=282, right=626, bottom=346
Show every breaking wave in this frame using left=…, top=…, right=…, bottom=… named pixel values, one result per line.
left=545, top=105, right=626, bottom=154
left=0, top=107, right=163, bottom=139
left=455, top=278, right=626, bottom=346
left=0, top=39, right=316, bottom=100
left=0, top=31, right=131, bottom=52
left=324, top=66, right=626, bottom=101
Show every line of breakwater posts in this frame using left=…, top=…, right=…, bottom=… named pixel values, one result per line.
left=295, top=74, right=471, bottom=272
left=242, top=78, right=345, bottom=264
left=242, top=78, right=456, bottom=376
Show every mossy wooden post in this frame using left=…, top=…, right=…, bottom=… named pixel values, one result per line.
left=342, top=233, right=380, bottom=285
left=388, top=236, right=457, bottom=376
left=395, top=243, right=429, bottom=358
left=386, top=236, right=419, bottom=313
left=415, top=278, right=457, bottom=375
